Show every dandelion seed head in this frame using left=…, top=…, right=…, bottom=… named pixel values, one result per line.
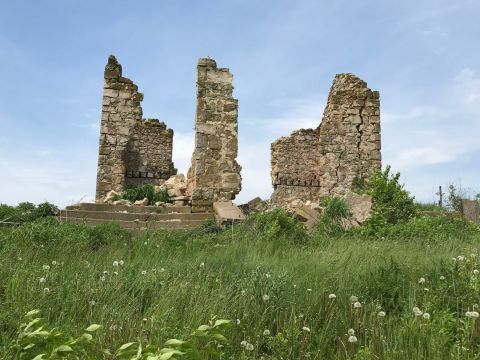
left=328, top=293, right=336, bottom=299
left=39, top=277, right=46, bottom=283
left=302, top=326, right=310, bottom=332
left=112, top=261, right=119, bottom=267
left=348, top=335, right=358, bottom=343
left=348, top=328, right=355, bottom=336
left=353, top=301, right=362, bottom=309
left=262, top=294, right=270, bottom=302
left=263, top=329, right=270, bottom=336
left=378, top=311, right=386, bottom=317
left=423, top=313, right=430, bottom=320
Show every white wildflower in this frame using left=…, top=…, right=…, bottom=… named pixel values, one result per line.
left=348, top=335, right=358, bottom=343
left=440, top=276, right=445, bottom=280
left=302, top=326, right=310, bottom=332
left=474, top=269, right=479, bottom=275
left=200, top=262, right=205, bottom=267
left=119, top=260, right=124, bottom=266
left=424, top=288, right=429, bottom=292
left=113, top=271, right=118, bottom=276
left=413, top=306, right=423, bottom=316
left=466, top=311, right=480, bottom=318
left=42, top=265, right=50, bottom=271
left=328, top=293, right=336, bottom=299
left=307, top=288, right=312, bottom=292
left=18, top=257, right=22, bottom=261
left=263, top=329, right=271, bottom=336
left=160, top=268, right=165, bottom=272
left=418, top=277, right=426, bottom=284
left=458, top=255, right=465, bottom=261
left=51, top=261, right=57, bottom=266
left=350, top=295, right=358, bottom=302
left=348, top=328, right=355, bottom=336
left=353, top=301, right=362, bottom=309
left=43, top=287, right=50, bottom=294
left=240, top=340, right=247, bottom=347
left=89, top=300, right=96, bottom=306
left=245, top=343, right=254, bottom=351
left=236, top=319, right=241, bottom=325
left=39, top=277, right=46, bottom=284
left=103, top=270, right=108, bottom=275
left=241, top=290, right=246, bottom=295
left=141, top=270, right=147, bottom=275
left=423, top=313, right=430, bottom=320
left=112, top=261, right=119, bottom=267
left=378, top=311, right=386, bottom=317
left=265, top=273, right=271, bottom=278
left=100, top=276, right=106, bottom=281
left=262, top=294, right=270, bottom=302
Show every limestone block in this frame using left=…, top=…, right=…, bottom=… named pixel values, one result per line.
left=213, top=201, right=245, bottom=225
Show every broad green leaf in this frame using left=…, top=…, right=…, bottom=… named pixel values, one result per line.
left=159, top=349, right=185, bottom=360
left=26, top=310, right=41, bottom=317
left=164, top=339, right=185, bottom=347
left=54, top=345, right=73, bottom=353
left=197, top=324, right=210, bottom=331
left=31, top=355, right=46, bottom=360
left=118, top=342, right=136, bottom=351
left=213, top=319, right=231, bottom=328
left=85, top=324, right=102, bottom=332
left=211, top=333, right=228, bottom=342
left=23, top=343, right=35, bottom=350
left=25, top=318, right=42, bottom=332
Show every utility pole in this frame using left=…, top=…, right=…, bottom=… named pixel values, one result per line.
left=436, top=186, right=443, bottom=208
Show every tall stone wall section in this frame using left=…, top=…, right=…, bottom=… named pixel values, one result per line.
left=187, top=58, right=241, bottom=212
left=271, top=73, right=381, bottom=206
left=124, top=119, right=176, bottom=187
left=96, top=55, right=175, bottom=201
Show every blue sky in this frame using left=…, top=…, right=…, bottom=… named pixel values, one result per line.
left=0, top=0, right=479, bottom=206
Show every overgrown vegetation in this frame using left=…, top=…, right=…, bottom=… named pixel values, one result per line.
left=1, top=208, right=480, bottom=358
left=353, top=165, right=417, bottom=234
left=112, top=184, right=170, bottom=205
left=1, top=165, right=480, bottom=358
left=0, top=202, right=58, bottom=225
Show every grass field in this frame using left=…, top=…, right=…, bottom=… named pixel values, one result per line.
left=1, top=213, right=480, bottom=359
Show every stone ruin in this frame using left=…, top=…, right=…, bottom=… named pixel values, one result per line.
left=186, top=58, right=242, bottom=212
left=94, top=54, right=381, bottom=224
left=95, top=56, right=241, bottom=213
left=270, top=73, right=381, bottom=207
left=95, top=55, right=176, bottom=201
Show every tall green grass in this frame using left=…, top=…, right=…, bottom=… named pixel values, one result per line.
left=1, top=215, right=480, bottom=359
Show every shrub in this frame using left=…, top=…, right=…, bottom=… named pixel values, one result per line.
left=0, top=202, right=58, bottom=225
left=360, top=166, right=417, bottom=230
left=316, top=196, right=350, bottom=235
left=249, top=208, right=307, bottom=244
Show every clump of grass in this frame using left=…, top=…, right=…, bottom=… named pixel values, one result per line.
left=113, top=184, right=170, bottom=205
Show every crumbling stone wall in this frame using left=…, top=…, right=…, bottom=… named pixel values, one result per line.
left=271, top=73, right=381, bottom=206
left=187, top=58, right=241, bottom=212
left=124, top=119, right=176, bottom=187
left=96, top=55, right=175, bottom=201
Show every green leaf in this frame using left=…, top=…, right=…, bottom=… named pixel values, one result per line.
left=159, top=349, right=185, bottom=360
left=25, top=309, right=41, bottom=318
left=213, top=319, right=231, bottom=328
left=85, top=324, right=102, bottom=332
left=211, top=333, right=228, bottom=342
left=23, top=343, right=35, bottom=350
left=53, top=345, right=73, bottom=353
left=117, top=341, right=136, bottom=351
left=197, top=324, right=210, bottom=331
left=31, top=355, right=46, bottom=360
left=25, top=318, right=42, bottom=332
left=164, top=339, right=185, bottom=347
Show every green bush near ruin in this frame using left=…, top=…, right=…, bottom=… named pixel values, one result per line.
left=112, top=184, right=170, bottom=205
